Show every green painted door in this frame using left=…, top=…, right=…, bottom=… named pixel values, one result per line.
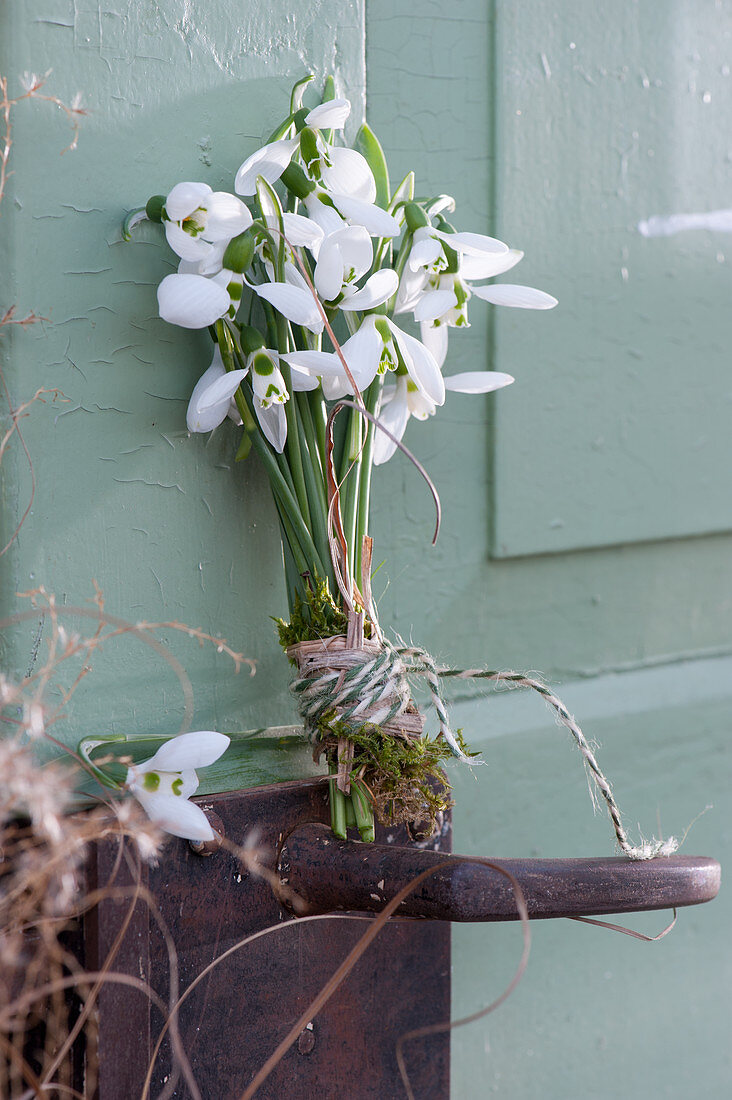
left=2, top=1, right=729, bottom=1096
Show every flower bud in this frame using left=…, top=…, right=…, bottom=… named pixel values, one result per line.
left=239, top=324, right=266, bottom=356
left=298, top=126, right=321, bottom=179
left=222, top=229, right=256, bottom=274
left=145, top=194, right=167, bottom=223
left=404, top=202, right=430, bottom=233
left=281, top=162, right=316, bottom=199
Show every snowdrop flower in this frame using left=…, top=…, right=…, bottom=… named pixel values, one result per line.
left=313, top=225, right=398, bottom=309
left=286, top=315, right=445, bottom=405
left=187, top=343, right=317, bottom=451
left=395, top=214, right=556, bottom=365
left=125, top=731, right=230, bottom=842
left=373, top=370, right=515, bottom=465
left=235, top=99, right=354, bottom=196
left=163, top=182, right=252, bottom=264
left=187, top=347, right=248, bottom=432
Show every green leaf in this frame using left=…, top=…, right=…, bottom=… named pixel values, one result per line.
left=355, top=122, right=390, bottom=208
left=388, top=171, right=415, bottom=214
left=321, top=75, right=336, bottom=103
left=290, top=74, right=315, bottom=114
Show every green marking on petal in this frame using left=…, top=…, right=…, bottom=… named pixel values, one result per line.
left=171, top=777, right=184, bottom=796
left=374, top=316, right=391, bottom=342
left=143, top=771, right=161, bottom=792
left=252, top=351, right=274, bottom=376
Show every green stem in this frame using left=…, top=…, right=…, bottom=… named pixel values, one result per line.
left=308, top=388, right=328, bottom=472
left=294, top=393, right=334, bottom=593
left=328, top=771, right=348, bottom=840
left=277, top=323, right=312, bottom=533
left=350, top=778, right=376, bottom=843
left=339, top=410, right=363, bottom=585
left=233, top=382, right=328, bottom=579
left=355, top=377, right=384, bottom=584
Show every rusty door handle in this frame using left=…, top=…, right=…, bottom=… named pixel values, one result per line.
left=278, top=823, right=721, bottom=921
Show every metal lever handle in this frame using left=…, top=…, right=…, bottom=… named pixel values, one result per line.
left=278, top=823, right=721, bottom=921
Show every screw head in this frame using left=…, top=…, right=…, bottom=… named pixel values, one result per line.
left=297, top=1022, right=316, bottom=1055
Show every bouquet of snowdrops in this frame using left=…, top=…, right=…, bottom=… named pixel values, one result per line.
left=123, top=75, right=556, bottom=841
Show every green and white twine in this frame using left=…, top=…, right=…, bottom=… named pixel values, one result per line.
left=290, top=638, right=678, bottom=862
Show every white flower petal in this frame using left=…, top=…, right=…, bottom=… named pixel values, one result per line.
left=406, top=386, right=436, bottom=420
left=234, top=138, right=299, bottom=196
left=304, top=194, right=346, bottom=237
left=419, top=322, right=449, bottom=368
left=444, top=371, right=515, bottom=393
left=187, top=356, right=230, bottom=433
left=461, top=248, right=523, bottom=282
left=282, top=212, right=325, bottom=252
left=321, top=374, right=350, bottom=400
left=281, top=350, right=343, bottom=377
left=332, top=225, right=373, bottom=280
left=196, top=239, right=229, bottom=277
left=165, top=181, right=212, bottom=222
left=189, top=393, right=231, bottom=434
left=255, top=401, right=288, bottom=451
left=387, top=321, right=445, bottom=406
left=373, top=379, right=410, bottom=465
left=157, top=274, right=230, bottom=329
left=277, top=263, right=308, bottom=294
left=197, top=368, right=249, bottom=411
left=434, top=228, right=508, bottom=256
left=340, top=318, right=382, bottom=388
left=203, top=192, right=253, bottom=241
left=142, top=731, right=231, bottom=772
left=134, top=790, right=215, bottom=842
left=165, top=221, right=215, bottom=263
left=408, top=233, right=443, bottom=271
left=321, top=147, right=376, bottom=203
left=340, top=268, right=398, bottom=311
left=314, top=239, right=345, bottom=301
left=176, top=769, right=200, bottom=799
left=412, top=287, right=458, bottom=323
left=330, top=194, right=400, bottom=238
left=305, top=98, right=351, bottom=130
left=289, top=366, right=321, bottom=391
left=253, top=281, right=324, bottom=333
left=395, top=266, right=429, bottom=314
left=471, top=283, right=558, bottom=309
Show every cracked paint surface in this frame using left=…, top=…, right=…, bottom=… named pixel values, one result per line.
left=0, top=0, right=365, bottom=752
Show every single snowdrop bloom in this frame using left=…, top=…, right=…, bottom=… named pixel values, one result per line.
left=410, top=245, right=557, bottom=367
left=187, top=347, right=248, bottom=433
left=163, top=182, right=252, bottom=264
left=313, top=225, right=398, bottom=309
left=157, top=272, right=231, bottom=330
left=187, top=338, right=317, bottom=450
left=373, top=370, right=514, bottom=465
left=235, top=99, right=353, bottom=196
left=249, top=348, right=289, bottom=409
left=253, top=362, right=319, bottom=452
left=125, top=731, right=230, bottom=842
left=285, top=314, right=444, bottom=405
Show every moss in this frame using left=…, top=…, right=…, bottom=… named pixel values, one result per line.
left=315, top=717, right=460, bottom=833
left=275, top=577, right=349, bottom=649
